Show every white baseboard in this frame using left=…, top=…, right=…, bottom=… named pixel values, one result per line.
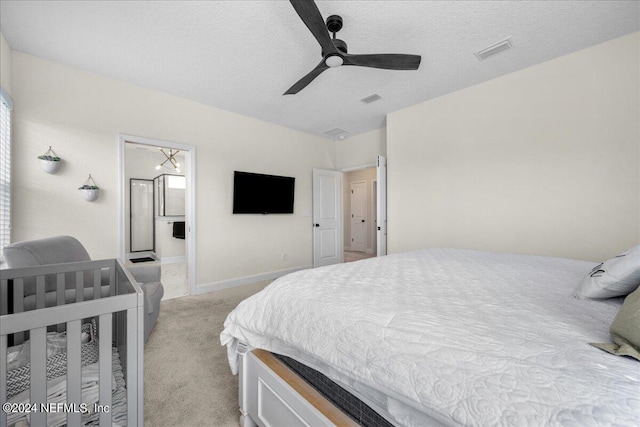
left=194, top=265, right=312, bottom=295
left=160, top=255, right=186, bottom=264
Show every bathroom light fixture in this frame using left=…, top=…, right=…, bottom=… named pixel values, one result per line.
left=156, top=149, right=181, bottom=172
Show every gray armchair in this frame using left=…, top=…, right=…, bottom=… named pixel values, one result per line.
left=3, top=235, right=163, bottom=343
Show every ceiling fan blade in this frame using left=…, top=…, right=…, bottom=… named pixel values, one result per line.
left=289, top=0, right=339, bottom=56
left=284, top=61, right=329, bottom=95
left=343, top=54, right=421, bottom=70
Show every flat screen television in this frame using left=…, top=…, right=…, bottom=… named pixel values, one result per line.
left=233, top=171, right=295, bottom=214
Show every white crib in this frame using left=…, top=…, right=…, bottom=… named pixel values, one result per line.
left=1, top=259, right=144, bottom=427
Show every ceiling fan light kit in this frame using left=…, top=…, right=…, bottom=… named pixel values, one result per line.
left=325, top=55, right=343, bottom=68
left=285, top=0, right=421, bottom=95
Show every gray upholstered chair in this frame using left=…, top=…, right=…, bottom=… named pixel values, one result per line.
left=3, top=235, right=163, bottom=343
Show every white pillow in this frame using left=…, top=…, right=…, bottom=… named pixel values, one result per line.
left=574, top=244, right=640, bottom=299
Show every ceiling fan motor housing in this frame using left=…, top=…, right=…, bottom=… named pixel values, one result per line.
left=326, top=15, right=343, bottom=33
left=322, top=15, right=347, bottom=57
left=322, top=39, right=347, bottom=57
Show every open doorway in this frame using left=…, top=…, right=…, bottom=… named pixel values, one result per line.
left=312, top=156, right=386, bottom=267
left=343, top=167, right=377, bottom=263
left=118, top=135, right=196, bottom=299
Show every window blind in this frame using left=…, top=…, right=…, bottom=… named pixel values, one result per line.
left=0, top=87, right=12, bottom=261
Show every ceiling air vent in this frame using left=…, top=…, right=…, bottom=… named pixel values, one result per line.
left=324, top=128, right=349, bottom=139
left=475, top=38, right=513, bottom=61
left=360, top=94, right=382, bottom=104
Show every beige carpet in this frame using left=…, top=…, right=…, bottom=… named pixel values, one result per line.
left=144, top=281, right=270, bottom=427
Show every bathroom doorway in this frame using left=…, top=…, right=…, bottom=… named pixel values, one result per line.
left=118, top=135, right=196, bottom=299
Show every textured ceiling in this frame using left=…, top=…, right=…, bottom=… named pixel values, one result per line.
left=1, top=1, right=638, bottom=140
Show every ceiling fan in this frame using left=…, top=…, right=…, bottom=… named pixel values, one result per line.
left=284, top=0, right=421, bottom=95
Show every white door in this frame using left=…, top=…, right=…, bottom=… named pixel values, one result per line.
left=372, top=180, right=377, bottom=254
left=376, top=155, right=387, bottom=256
left=313, top=169, right=343, bottom=267
left=350, top=181, right=367, bottom=252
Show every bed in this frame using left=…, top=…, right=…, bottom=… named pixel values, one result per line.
left=221, top=247, right=640, bottom=427
left=1, top=259, right=144, bottom=427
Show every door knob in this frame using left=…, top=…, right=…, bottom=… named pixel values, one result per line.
left=361, top=220, right=365, bottom=223
left=377, top=227, right=381, bottom=230
left=314, top=224, right=320, bottom=227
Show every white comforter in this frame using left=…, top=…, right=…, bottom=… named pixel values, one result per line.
left=220, top=248, right=640, bottom=427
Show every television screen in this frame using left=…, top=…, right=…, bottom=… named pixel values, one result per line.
left=233, top=171, right=295, bottom=214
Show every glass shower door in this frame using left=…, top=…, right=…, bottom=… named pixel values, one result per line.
left=130, top=179, right=154, bottom=252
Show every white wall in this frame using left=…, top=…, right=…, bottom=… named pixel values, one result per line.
left=334, top=128, right=386, bottom=170
left=343, top=168, right=377, bottom=253
left=154, top=218, right=185, bottom=261
left=387, top=32, right=640, bottom=262
left=10, top=51, right=335, bottom=288
left=0, top=34, right=11, bottom=95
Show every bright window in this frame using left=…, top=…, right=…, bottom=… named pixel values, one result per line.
left=0, top=87, right=12, bottom=261
left=167, top=175, right=185, bottom=189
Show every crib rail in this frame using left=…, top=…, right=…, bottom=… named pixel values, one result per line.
left=0, top=259, right=145, bottom=427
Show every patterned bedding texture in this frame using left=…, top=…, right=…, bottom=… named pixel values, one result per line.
left=221, top=248, right=639, bottom=427
left=6, top=322, right=128, bottom=427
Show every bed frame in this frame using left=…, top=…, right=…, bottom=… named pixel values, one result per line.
left=0, top=259, right=145, bottom=427
left=238, top=346, right=360, bottom=427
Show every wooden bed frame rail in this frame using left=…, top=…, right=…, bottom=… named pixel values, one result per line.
left=238, top=347, right=359, bottom=427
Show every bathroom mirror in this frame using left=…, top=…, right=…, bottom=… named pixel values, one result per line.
left=155, top=174, right=185, bottom=217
